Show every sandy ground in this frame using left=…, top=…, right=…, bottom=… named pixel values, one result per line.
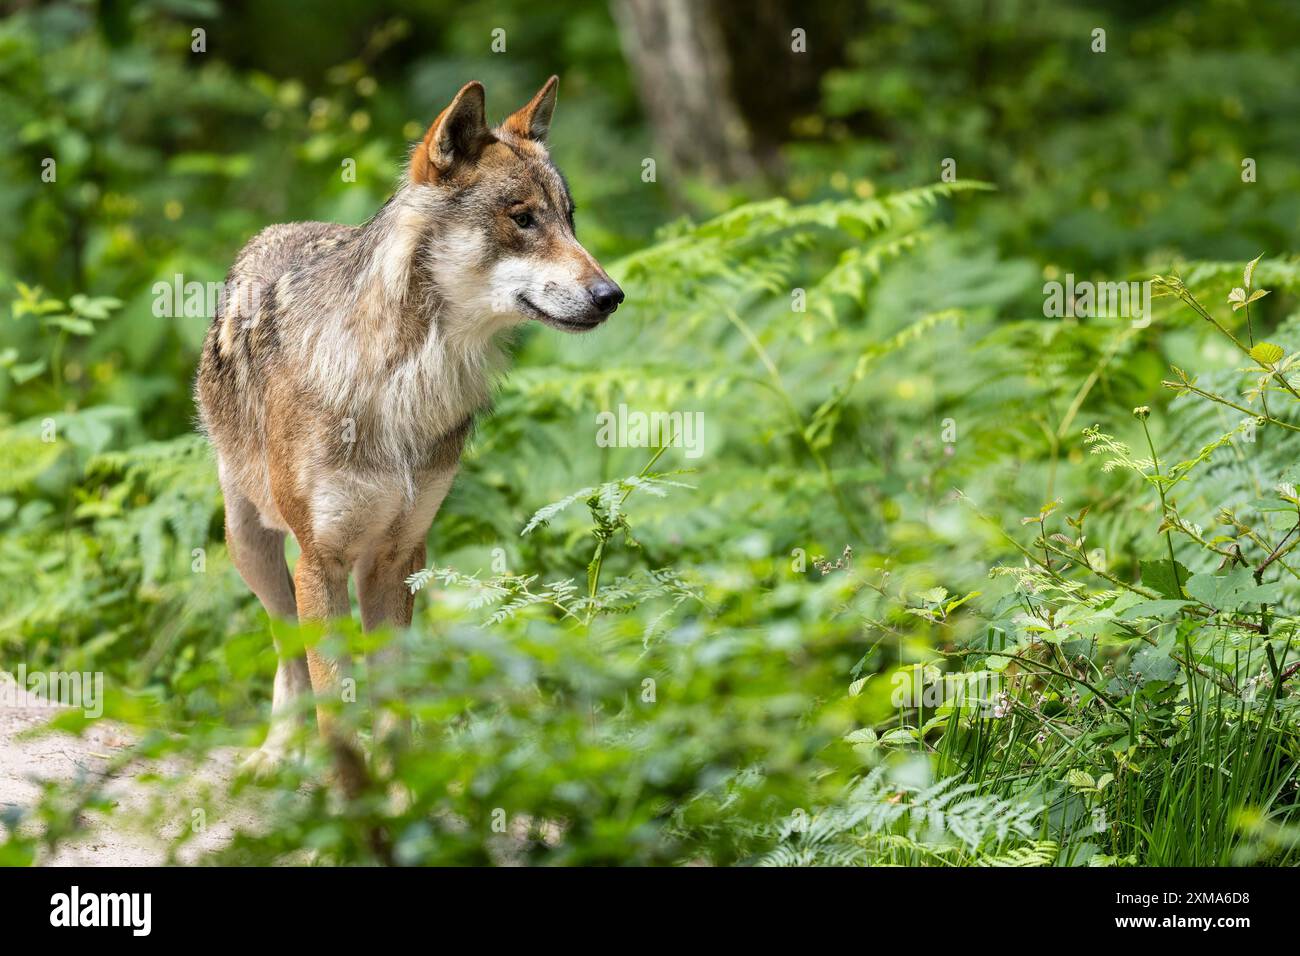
left=2, top=673, right=558, bottom=866
left=0, top=671, right=257, bottom=865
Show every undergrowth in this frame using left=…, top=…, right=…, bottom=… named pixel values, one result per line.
left=4, top=183, right=1300, bottom=866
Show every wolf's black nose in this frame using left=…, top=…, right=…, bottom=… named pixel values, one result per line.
left=589, top=280, right=624, bottom=315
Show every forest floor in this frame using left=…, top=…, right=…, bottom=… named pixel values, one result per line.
left=1, top=671, right=552, bottom=865
left=0, top=671, right=256, bottom=865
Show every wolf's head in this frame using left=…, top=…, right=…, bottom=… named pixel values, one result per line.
left=409, top=77, right=623, bottom=335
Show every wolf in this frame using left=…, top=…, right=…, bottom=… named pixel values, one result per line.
left=194, top=77, right=622, bottom=778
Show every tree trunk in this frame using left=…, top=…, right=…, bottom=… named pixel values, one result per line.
left=612, top=0, right=868, bottom=187
left=611, top=0, right=761, bottom=185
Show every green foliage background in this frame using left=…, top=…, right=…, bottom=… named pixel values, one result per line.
left=3, top=0, right=1300, bottom=866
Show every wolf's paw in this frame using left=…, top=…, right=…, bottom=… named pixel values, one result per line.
left=240, top=744, right=293, bottom=781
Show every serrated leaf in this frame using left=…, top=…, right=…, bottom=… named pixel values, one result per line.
left=1066, top=769, right=1096, bottom=789
left=881, top=728, right=918, bottom=744
left=1244, top=253, right=1263, bottom=288
left=1249, top=342, right=1283, bottom=365
left=1140, top=559, right=1189, bottom=599
left=1183, top=568, right=1281, bottom=612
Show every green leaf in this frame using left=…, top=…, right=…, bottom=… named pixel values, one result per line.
left=1244, top=253, right=1264, bottom=288
left=0, top=433, right=64, bottom=491
left=8, top=359, right=47, bottom=384
left=1115, top=598, right=1191, bottom=621
left=881, top=728, right=918, bottom=745
left=69, top=294, right=122, bottom=319
left=944, top=590, right=980, bottom=615
left=0, top=841, right=35, bottom=867
left=1131, top=643, right=1180, bottom=683
left=44, top=315, right=96, bottom=336
left=1140, top=559, right=1189, bottom=599
left=1183, top=569, right=1280, bottom=612
left=844, top=727, right=879, bottom=757
left=1249, top=342, right=1283, bottom=365
left=1066, top=769, right=1096, bottom=789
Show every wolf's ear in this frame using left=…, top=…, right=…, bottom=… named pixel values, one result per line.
left=412, top=81, right=493, bottom=183
left=502, top=75, right=558, bottom=144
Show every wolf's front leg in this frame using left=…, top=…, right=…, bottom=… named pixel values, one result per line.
left=263, top=641, right=314, bottom=748
left=294, top=549, right=364, bottom=790
left=243, top=646, right=314, bottom=779
left=355, top=542, right=427, bottom=814
left=356, top=542, right=427, bottom=752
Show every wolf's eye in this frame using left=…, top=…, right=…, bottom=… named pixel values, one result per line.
left=511, top=212, right=535, bottom=229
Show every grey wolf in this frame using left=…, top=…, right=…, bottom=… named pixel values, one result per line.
left=194, top=77, right=622, bottom=780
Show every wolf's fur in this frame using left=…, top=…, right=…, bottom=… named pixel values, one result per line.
left=194, top=78, right=621, bottom=778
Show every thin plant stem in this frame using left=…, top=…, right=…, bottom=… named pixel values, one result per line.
left=722, top=305, right=865, bottom=539
left=1138, top=413, right=1181, bottom=596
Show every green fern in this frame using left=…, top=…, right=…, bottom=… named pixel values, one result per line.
left=977, top=841, right=1059, bottom=867
left=759, top=768, right=1044, bottom=867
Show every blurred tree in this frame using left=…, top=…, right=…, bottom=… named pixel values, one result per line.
left=612, top=0, right=760, bottom=183
left=611, top=0, right=864, bottom=187
left=714, top=0, right=868, bottom=165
